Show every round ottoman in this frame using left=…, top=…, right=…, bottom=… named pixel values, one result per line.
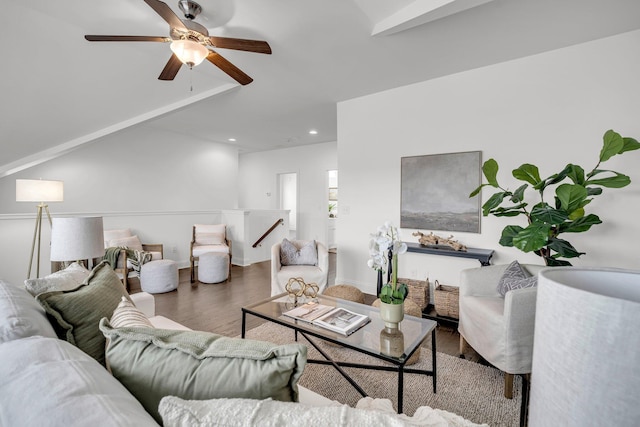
left=140, top=260, right=178, bottom=294
left=323, top=284, right=365, bottom=304
left=198, top=252, right=229, bottom=284
left=372, top=298, right=422, bottom=365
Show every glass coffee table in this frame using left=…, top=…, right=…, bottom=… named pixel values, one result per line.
left=242, top=293, right=437, bottom=413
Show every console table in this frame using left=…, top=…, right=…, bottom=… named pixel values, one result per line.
left=404, top=242, right=495, bottom=326
left=405, top=242, right=494, bottom=266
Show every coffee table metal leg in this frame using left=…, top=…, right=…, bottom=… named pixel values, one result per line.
left=398, top=366, right=404, bottom=413
left=432, top=329, right=437, bottom=393
left=241, top=310, right=246, bottom=338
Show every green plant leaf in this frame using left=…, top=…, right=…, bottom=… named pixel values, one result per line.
left=499, top=225, right=523, bottom=247
left=600, top=130, right=624, bottom=162
left=482, top=159, right=499, bottom=187
left=512, top=223, right=551, bottom=252
left=482, top=192, right=508, bottom=216
left=547, top=238, right=584, bottom=259
left=568, top=207, right=585, bottom=221
left=586, top=171, right=631, bottom=188
left=530, top=203, right=569, bottom=224
left=556, top=184, right=588, bottom=213
left=469, top=184, right=486, bottom=198
left=510, top=184, right=528, bottom=203
left=513, top=164, right=542, bottom=187
left=565, top=164, right=585, bottom=185
left=559, top=214, right=602, bottom=233
left=544, top=257, right=573, bottom=266
left=491, top=205, right=527, bottom=217
left=586, top=187, right=603, bottom=196
left=621, top=137, right=640, bottom=153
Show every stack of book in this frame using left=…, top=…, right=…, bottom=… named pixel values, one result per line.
left=283, top=302, right=370, bottom=335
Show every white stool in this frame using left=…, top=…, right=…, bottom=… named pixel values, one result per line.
left=198, top=252, right=229, bottom=284
left=140, top=260, right=178, bottom=293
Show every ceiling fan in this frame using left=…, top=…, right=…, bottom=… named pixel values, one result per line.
left=85, top=0, right=271, bottom=85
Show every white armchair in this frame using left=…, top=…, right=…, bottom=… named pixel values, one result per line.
left=458, top=263, right=546, bottom=398
left=103, top=229, right=164, bottom=291
left=190, top=224, right=231, bottom=283
left=271, top=240, right=329, bottom=297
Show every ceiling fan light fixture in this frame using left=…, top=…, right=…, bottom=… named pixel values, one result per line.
left=170, top=39, right=209, bottom=67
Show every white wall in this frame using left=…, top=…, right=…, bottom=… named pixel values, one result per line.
left=0, top=124, right=239, bottom=285
left=337, top=29, right=640, bottom=295
left=238, top=142, right=338, bottom=246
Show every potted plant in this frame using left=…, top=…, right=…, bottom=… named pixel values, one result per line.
left=368, top=221, right=408, bottom=327
left=470, top=129, right=639, bottom=266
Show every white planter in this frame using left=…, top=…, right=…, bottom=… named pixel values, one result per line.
left=379, top=301, right=404, bottom=328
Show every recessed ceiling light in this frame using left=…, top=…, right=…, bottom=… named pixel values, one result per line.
left=309, top=130, right=318, bottom=135
left=228, top=138, right=236, bottom=142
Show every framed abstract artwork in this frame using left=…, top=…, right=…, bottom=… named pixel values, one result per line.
left=401, top=151, right=481, bottom=233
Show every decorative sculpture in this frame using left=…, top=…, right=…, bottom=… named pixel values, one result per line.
left=412, top=231, right=467, bottom=252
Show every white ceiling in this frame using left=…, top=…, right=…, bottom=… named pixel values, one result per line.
left=2, top=0, right=640, bottom=176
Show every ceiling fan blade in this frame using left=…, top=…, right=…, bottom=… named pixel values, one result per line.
left=208, top=37, right=272, bottom=54
left=144, top=0, right=187, bottom=31
left=85, top=35, right=170, bottom=42
left=206, top=51, right=253, bottom=85
left=158, top=54, right=183, bottom=80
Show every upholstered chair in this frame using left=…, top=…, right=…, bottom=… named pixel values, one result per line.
left=270, top=239, right=328, bottom=296
left=458, top=263, right=546, bottom=399
left=190, top=224, right=232, bottom=283
left=103, top=228, right=164, bottom=290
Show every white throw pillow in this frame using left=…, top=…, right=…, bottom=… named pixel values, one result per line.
left=103, top=229, right=133, bottom=248
left=108, top=235, right=143, bottom=252
left=24, top=262, right=90, bottom=297
left=195, top=232, right=225, bottom=245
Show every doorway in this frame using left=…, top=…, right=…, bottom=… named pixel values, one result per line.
left=278, top=172, right=297, bottom=240
left=327, top=170, right=338, bottom=250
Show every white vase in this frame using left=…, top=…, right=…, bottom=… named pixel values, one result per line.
left=379, top=301, right=404, bottom=328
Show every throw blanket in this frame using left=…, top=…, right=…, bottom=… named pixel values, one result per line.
left=103, top=246, right=153, bottom=275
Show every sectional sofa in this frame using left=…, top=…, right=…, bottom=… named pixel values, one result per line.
left=0, top=262, right=485, bottom=426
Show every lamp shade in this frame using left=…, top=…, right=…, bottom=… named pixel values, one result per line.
left=170, top=39, right=209, bottom=66
left=529, top=267, right=640, bottom=426
left=50, top=217, right=105, bottom=262
left=16, top=179, right=64, bottom=202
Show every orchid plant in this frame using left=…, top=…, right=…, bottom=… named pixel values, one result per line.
left=367, top=221, right=408, bottom=305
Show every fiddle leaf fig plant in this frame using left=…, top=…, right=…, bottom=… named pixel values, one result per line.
left=470, top=130, right=639, bottom=266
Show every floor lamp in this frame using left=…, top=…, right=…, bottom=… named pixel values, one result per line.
left=16, top=179, right=64, bottom=279
left=50, top=217, right=105, bottom=271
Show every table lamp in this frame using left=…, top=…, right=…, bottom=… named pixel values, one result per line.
left=16, top=179, right=64, bottom=279
left=529, top=267, right=640, bottom=426
left=50, top=217, right=105, bottom=270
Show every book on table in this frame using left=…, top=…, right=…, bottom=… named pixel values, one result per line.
left=283, top=301, right=370, bottom=335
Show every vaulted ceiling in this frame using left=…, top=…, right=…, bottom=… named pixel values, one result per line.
left=2, top=0, right=640, bottom=177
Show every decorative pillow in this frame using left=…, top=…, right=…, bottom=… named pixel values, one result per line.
left=110, top=296, right=154, bottom=329
left=100, top=320, right=307, bottom=423
left=0, top=280, right=57, bottom=343
left=0, top=336, right=158, bottom=426
left=103, top=229, right=132, bottom=248
left=195, top=232, right=225, bottom=245
left=280, top=239, right=318, bottom=266
left=108, top=235, right=143, bottom=252
left=497, top=261, right=535, bottom=296
left=24, top=262, right=90, bottom=296
left=35, top=261, right=131, bottom=365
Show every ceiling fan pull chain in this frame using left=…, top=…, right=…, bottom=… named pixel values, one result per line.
left=189, top=66, right=194, bottom=92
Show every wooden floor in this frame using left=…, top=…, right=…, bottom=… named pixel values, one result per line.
left=134, top=252, right=481, bottom=362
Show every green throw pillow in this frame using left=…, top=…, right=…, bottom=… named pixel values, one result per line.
left=100, top=319, right=307, bottom=423
left=36, top=261, right=130, bottom=365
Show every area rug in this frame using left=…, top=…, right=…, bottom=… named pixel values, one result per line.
left=242, top=322, right=522, bottom=427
